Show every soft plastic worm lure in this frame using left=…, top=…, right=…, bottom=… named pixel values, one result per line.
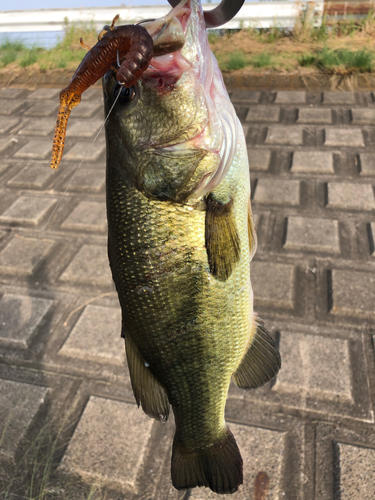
left=50, top=15, right=153, bottom=169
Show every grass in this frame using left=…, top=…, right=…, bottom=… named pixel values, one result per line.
left=2, top=14, right=375, bottom=75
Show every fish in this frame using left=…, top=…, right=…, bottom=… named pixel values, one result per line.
left=100, top=0, right=281, bottom=495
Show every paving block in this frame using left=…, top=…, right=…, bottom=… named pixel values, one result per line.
left=59, top=397, right=153, bottom=493
left=24, top=101, right=59, bottom=117
left=275, top=91, right=306, bottom=104
left=0, top=236, right=55, bottom=276
left=247, top=149, right=271, bottom=171
left=265, top=126, right=303, bottom=145
left=284, top=216, right=340, bottom=253
left=326, top=182, right=375, bottom=211
left=0, top=195, right=57, bottom=226
left=0, top=379, right=49, bottom=461
left=59, top=305, right=123, bottom=364
left=63, top=168, right=105, bottom=192
left=8, top=165, right=56, bottom=188
left=70, top=101, right=102, bottom=118
left=66, top=119, right=103, bottom=138
left=324, top=128, right=364, bottom=147
left=0, top=293, right=53, bottom=349
left=0, top=117, right=20, bottom=134
left=297, top=108, right=332, bottom=124
left=59, top=244, right=113, bottom=286
left=331, top=269, right=375, bottom=316
left=0, top=100, right=24, bottom=115
left=0, top=137, right=14, bottom=153
left=0, top=88, right=25, bottom=99
left=351, top=108, right=375, bottom=124
left=359, top=153, right=375, bottom=176
left=251, top=261, right=295, bottom=309
left=253, top=179, right=300, bottom=206
left=275, top=332, right=353, bottom=403
left=14, top=140, right=53, bottom=160
left=336, top=442, right=375, bottom=499
left=230, top=91, right=260, bottom=103
left=246, top=106, right=280, bottom=123
left=291, top=151, right=334, bottom=174
left=61, top=201, right=107, bottom=231
left=18, top=118, right=55, bottom=136
left=63, top=142, right=105, bottom=162
left=323, top=92, right=356, bottom=105
left=190, top=424, right=286, bottom=499
left=27, top=88, right=60, bottom=100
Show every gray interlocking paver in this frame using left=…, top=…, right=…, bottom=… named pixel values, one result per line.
left=326, top=182, right=375, bottom=210
left=323, top=91, right=356, bottom=104
left=291, top=150, right=334, bottom=174
left=63, top=142, right=105, bottom=161
left=58, top=305, right=123, bottom=364
left=0, top=100, right=24, bottom=115
left=275, top=91, right=306, bottom=104
left=252, top=261, right=295, bottom=309
left=0, top=236, right=55, bottom=275
left=265, top=126, right=303, bottom=145
left=24, top=101, right=59, bottom=117
left=0, top=117, right=20, bottom=134
left=0, top=379, right=49, bottom=461
left=7, top=165, right=56, bottom=188
left=324, top=128, right=364, bottom=147
left=297, top=107, right=332, bottom=124
left=14, top=139, right=53, bottom=159
left=1, top=86, right=375, bottom=499
left=59, top=244, right=113, bottom=286
left=0, top=293, right=53, bottom=349
left=70, top=101, right=102, bottom=118
left=61, top=201, right=107, bottom=231
left=275, top=332, right=353, bottom=403
left=61, top=168, right=105, bottom=192
left=336, top=443, right=375, bottom=499
left=246, top=106, right=280, bottom=122
left=359, top=153, right=375, bottom=176
left=0, top=195, right=57, bottom=225
left=253, top=179, right=300, bottom=205
left=284, top=216, right=340, bottom=253
left=0, top=88, right=25, bottom=99
left=190, top=425, right=286, bottom=499
left=331, top=269, right=375, bottom=317
left=59, top=397, right=153, bottom=493
left=247, top=149, right=271, bottom=171
left=66, top=119, right=103, bottom=138
left=351, top=108, right=375, bottom=124
left=27, top=89, right=60, bottom=100
left=18, top=118, right=55, bottom=136
left=0, top=137, right=14, bottom=153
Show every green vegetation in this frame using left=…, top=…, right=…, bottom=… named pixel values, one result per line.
left=299, top=47, right=374, bottom=73
left=251, top=51, right=274, bottom=69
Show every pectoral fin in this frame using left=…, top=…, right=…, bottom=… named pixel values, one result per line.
left=205, top=194, right=240, bottom=281
left=248, top=199, right=257, bottom=262
left=233, top=315, right=281, bottom=389
left=125, top=334, right=170, bottom=422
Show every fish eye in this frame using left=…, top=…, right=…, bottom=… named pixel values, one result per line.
left=113, top=83, right=137, bottom=105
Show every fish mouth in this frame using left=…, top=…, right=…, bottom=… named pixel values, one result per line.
left=141, top=0, right=192, bottom=88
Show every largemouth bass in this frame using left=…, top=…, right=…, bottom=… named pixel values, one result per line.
left=102, top=0, right=281, bottom=494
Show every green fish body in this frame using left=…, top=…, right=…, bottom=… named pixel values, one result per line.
left=103, top=0, right=280, bottom=494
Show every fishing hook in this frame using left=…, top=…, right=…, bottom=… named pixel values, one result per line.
left=167, top=0, right=245, bottom=28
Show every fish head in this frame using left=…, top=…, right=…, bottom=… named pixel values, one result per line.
left=103, top=0, right=239, bottom=202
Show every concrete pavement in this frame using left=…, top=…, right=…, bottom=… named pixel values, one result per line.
left=0, top=86, right=374, bottom=499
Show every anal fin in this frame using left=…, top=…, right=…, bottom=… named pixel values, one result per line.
left=233, top=315, right=281, bottom=389
left=205, top=194, right=240, bottom=281
left=125, top=334, right=170, bottom=422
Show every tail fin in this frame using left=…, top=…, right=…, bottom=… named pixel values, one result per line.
left=171, top=427, right=243, bottom=494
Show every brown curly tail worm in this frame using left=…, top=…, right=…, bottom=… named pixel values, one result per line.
left=50, top=17, right=153, bottom=169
